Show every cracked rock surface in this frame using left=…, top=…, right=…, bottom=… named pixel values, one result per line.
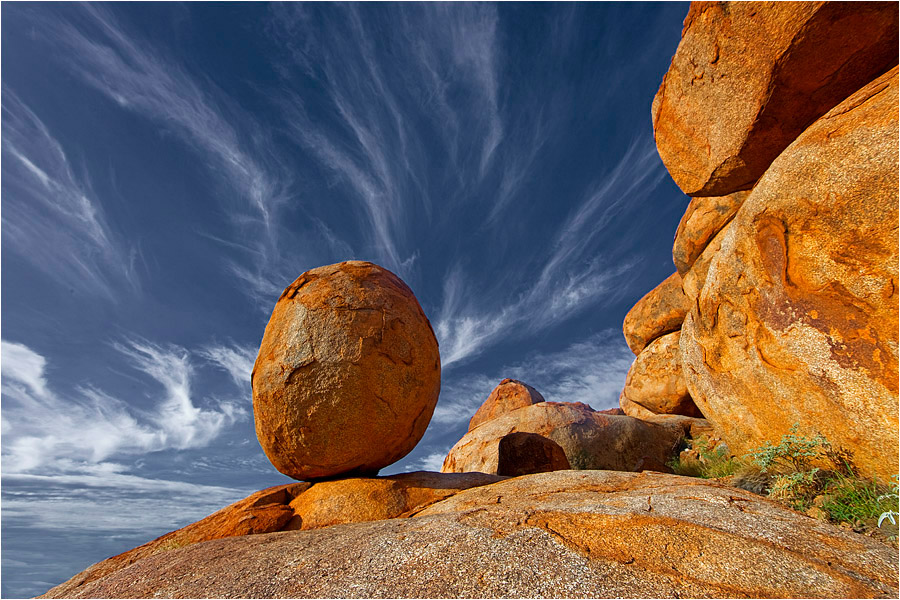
left=652, top=2, right=898, bottom=197
left=680, top=67, right=899, bottom=482
left=252, top=261, right=441, bottom=480
left=41, top=471, right=899, bottom=599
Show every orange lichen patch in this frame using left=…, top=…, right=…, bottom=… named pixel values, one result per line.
left=680, top=68, right=899, bottom=482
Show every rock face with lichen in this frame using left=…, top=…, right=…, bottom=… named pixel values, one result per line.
left=621, top=1, right=899, bottom=483
left=252, top=261, right=441, bottom=480
left=680, top=67, right=899, bottom=481
left=652, top=1, right=898, bottom=196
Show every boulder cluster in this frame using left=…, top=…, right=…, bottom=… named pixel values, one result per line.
left=442, top=378, right=707, bottom=475
left=41, top=4, right=899, bottom=598
left=622, top=1, right=898, bottom=482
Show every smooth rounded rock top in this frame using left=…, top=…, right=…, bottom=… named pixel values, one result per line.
left=252, top=261, right=441, bottom=480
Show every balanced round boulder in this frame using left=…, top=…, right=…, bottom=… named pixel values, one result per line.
left=252, top=261, right=441, bottom=480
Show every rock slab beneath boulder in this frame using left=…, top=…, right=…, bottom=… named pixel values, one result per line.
left=43, top=471, right=899, bottom=598
left=252, top=261, right=441, bottom=480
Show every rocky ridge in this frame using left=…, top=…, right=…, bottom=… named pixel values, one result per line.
left=41, top=3, right=899, bottom=598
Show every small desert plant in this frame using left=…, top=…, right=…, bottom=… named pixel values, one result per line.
left=668, top=435, right=742, bottom=479
left=876, top=475, right=899, bottom=537
left=823, top=473, right=897, bottom=528
left=743, top=425, right=897, bottom=540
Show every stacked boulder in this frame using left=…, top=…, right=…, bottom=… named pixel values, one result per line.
left=626, top=1, right=899, bottom=481
left=443, top=378, right=688, bottom=475
left=251, top=260, right=441, bottom=480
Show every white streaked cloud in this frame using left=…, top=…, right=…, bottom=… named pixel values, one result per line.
left=199, top=343, right=258, bottom=390
left=1, top=91, right=139, bottom=298
left=409, top=451, right=451, bottom=473
left=432, top=330, right=633, bottom=426
left=1, top=340, right=245, bottom=475
left=435, top=137, right=662, bottom=367
left=33, top=4, right=297, bottom=305
left=50, top=4, right=287, bottom=232
left=267, top=3, right=507, bottom=279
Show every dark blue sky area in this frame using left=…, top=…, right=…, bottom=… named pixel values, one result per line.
left=1, top=3, right=689, bottom=597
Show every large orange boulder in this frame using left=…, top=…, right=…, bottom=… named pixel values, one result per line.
left=42, top=472, right=503, bottom=597
left=43, top=471, right=899, bottom=598
left=680, top=67, right=900, bottom=482
left=621, top=331, right=702, bottom=418
left=673, top=191, right=749, bottom=275
left=442, top=402, right=684, bottom=473
left=622, top=272, right=690, bottom=355
left=287, top=471, right=503, bottom=530
left=468, top=378, right=545, bottom=431
left=652, top=2, right=898, bottom=197
left=252, top=261, right=441, bottom=480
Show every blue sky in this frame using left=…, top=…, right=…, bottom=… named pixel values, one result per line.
left=1, top=3, right=690, bottom=596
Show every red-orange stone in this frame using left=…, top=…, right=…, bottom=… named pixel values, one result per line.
left=252, top=261, right=441, bottom=480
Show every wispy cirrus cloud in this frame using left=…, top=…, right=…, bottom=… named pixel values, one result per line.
left=29, top=3, right=298, bottom=305
left=432, top=329, right=634, bottom=426
left=1, top=339, right=244, bottom=475
left=1, top=91, right=139, bottom=299
left=267, top=3, right=511, bottom=280
left=435, top=138, right=663, bottom=367
left=199, top=342, right=257, bottom=390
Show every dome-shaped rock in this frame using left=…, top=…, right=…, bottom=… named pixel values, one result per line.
left=468, top=378, right=545, bottom=431
left=252, top=261, right=441, bottom=480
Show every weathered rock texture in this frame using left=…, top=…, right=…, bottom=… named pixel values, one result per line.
left=680, top=67, right=900, bottom=482
left=673, top=191, right=749, bottom=275
left=468, top=378, right=545, bottom=431
left=619, top=392, right=661, bottom=420
left=287, top=471, right=504, bottom=530
left=681, top=221, right=731, bottom=305
left=496, top=432, right=571, bottom=476
left=623, top=271, right=690, bottom=355
left=43, top=471, right=899, bottom=599
left=252, top=261, right=441, bottom=480
left=652, top=1, right=899, bottom=196
left=442, top=402, right=684, bottom=474
left=621, top=331, right=702, bottom=417
left=43, top=472, right=502, bottom=598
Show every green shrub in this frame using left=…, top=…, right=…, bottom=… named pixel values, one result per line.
left=823, top=473, right=897, bottom=527
left=675, top=424, right=898, bottom=543
left=668, top=436, right=742, bottom=479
